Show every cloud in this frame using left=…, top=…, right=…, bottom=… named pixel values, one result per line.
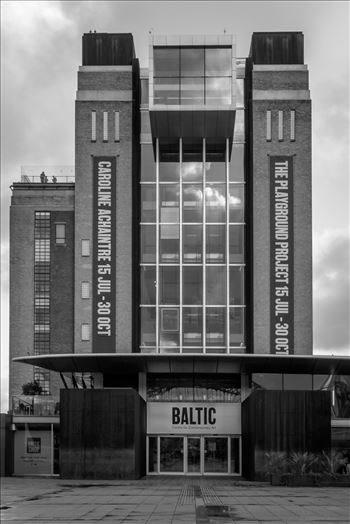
left=313, top=229, right=350, bottom=353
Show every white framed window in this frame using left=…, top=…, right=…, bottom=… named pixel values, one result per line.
left=290, top=109, right=296, bottom=141
left=278, top=110, right=284, bottom=141
left=81, top=281, right=90, bottom=299
left=103, top=111, right=108, bottom=142
left=81, top=323, right=90, bottom=341
left=91, top=111, right=96, bottom=141
left=55, top=223, right=66, bottom=244
left=114, top=111, right=120, bottom=141
left=81, top=239, right=90, bottom=257
left=266, top=110, right=271, bottom=141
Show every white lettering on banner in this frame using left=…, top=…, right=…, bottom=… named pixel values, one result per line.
left=147, top=403, right=241, bottom=435
left=96, top=161, right=112, bottom=337
left=270, top=158, right=294, bottom=355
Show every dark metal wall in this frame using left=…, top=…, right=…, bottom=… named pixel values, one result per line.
left=82, top=33, right=135, bottom=65
left=242, top=390, right=331, bottom=480
left=60, top=389, right=146, bottom=479
left=249, top=32, right=304, bottom=64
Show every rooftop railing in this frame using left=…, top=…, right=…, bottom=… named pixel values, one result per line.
left=16, top=166, right=75, bottom=184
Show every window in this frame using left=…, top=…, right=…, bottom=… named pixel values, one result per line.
left=114, top=111, right=120, bottom=141
left=81, top=324, right=90, bottom=341
left=103, top=111, right=108, bottom=141
left=81, top=281, right=90, bottom=299
left=278, top=110, right=283, bottom=141
left=266, top=110, right=271, bottom=141
left=91, top=111, right=96, bottom=141
left=81, top=239, right=90, bottom=256
left=55, top=223, right=65, bottom=244
left=290, top=109, right=295, bottom=141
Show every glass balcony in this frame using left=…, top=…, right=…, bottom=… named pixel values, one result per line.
left=12, top=395, right=60, bottom=417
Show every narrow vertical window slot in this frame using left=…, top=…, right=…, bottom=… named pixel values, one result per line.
left=81, top=239, right=90, bottom=257
left=81, top=323, right=90, bottom=341
left=81, top=282, right=90, bottom=299
left=290, top=109, right=296, bottom=141
left=91, top=111, right=96, bottom=142
left=103, top=111, right=108, bottom=142
left=278, top=110, right=284, bottom=141
left=114, top=111, right=120, bottom=142
left=266, top=110, right=272, bottom=141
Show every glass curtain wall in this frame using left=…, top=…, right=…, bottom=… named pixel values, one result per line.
left=140, top=136, right=246, bottom=353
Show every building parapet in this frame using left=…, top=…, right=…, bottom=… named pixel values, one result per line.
left=18, top=166, right=75, bottom=184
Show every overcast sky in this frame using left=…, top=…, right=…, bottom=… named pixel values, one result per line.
left=1, top=1, right=349, bottom=411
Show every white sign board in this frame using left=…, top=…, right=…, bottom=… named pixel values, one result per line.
left=147, top=402, right=241, bottom=434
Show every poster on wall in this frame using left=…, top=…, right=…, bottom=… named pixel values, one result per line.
left=270, top=156, right=294, bottom=355
left=93, top=157, right=116, bottom=352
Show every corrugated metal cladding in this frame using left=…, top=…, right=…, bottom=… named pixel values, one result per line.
left=82, top=33, right=135, bottom=65
left=250, top=32, right=304, bottom=64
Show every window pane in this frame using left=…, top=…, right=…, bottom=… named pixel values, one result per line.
left=180, top=47, right=204, bottom=76
left=55, top=224, right=65, bottom=244
left=236, top=78, right=244, bottom=108
left=183, top=267, right=202, bottom=305
left=180, top=77, right=204, bottom=105
left=252, top=373, right=282, bottom=390
left=229, top=143, right=244, bottom=181
left=159, top=266, right=179, bottom=304
left=140, top=225, right=156, bottom=263
left=141, top=185, right=156, bottom=222
left=154, top=48, right=180, bottom=77
left=160, top=437, right=183, bottom=472
left=233, top=109, right=245, bottom=142
left=160, top=184, right=180, bottom=217
left=229, top=307, right=245, bottom=347
left=148, top=437, right=157, bottom=473
left=183, top=184, right=203, bottom=222
left=160, top=308, right=179, bottom=348
left=205, top=184, right=226, bottom=222
left=204, top=437, right=228, bottom=473
left=229, top=185, right=244, bottom=222
left=141, top=144, right=156, bottom=181
left=205, top=48, right=231, bottom=76
left=183, top=308, right=202, bottom=346
left=206, top=308, right=225, bottom=346
left=141, top=78, right=149, bottom=105
left=284, top=374, right=312, bottom=390
left=182, top=162, right=202, bottom=183
left=160, top=224, right=179, bottom=263
left=206, top=267, right=226, bottom=305
left=206, top=224, right=225, bottom=263
left=159, top=162, right=180, bottom=182
left=183, top=224, right=202, bottom=263
left=81, top=239, right=90, bottom=256
left=140, top=307, right=156, bottom=348
left=229, top=225, right=244, bottom=263
left=140, top=266, right=156, bottom=305
left=205, top=161, right=225, bottom=182
left=229, top=266, right=244, bottom=305
left=182, top=139, right=203, bottom=163
left=205, top=77, right=231, bottom=105
left=154, top=78, right=180, bottom=105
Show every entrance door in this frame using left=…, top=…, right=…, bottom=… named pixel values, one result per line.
left=187, top=437, right=201, bottom=473
left=159, top=436, right=184, bottom=473
left=204, top=437, right=228, bottom=473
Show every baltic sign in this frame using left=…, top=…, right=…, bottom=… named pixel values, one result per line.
left=270, top=156, right=294, bottom=355
left=147, top=403, right=241, bottom=434
left=93, top=157, right=116, bottom=352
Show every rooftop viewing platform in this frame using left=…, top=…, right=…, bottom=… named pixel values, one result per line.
left=15, top=165, right=75, bottom=184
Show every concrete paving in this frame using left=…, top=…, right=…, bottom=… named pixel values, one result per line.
left=1, top=476, right=349, bottom=523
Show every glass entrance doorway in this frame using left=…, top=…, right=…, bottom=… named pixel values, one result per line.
left=147, top=435, right=241, bottom=475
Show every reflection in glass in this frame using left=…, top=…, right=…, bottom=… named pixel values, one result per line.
left=154, top=77, right=180, bottom=105
left=229, top=143, right=245, bottom=181
left=140, top=225, right=156, bottom=263
left=229, top=266, right=244, bottom=305
left=160, top=224, right=179, bottom=263
left=160, top=437, right=183, bottom=472
left=160, top=185, right=180, bottom=224
left=180, top=47, right=204, bottom=76
left=183, top=267, right=202, bottom=305
left=154, top=47, right=179, bottom=77
left=187, top=438, right=200, bottom=473
left=182, top=140, right=203, bottom=162
left=206, top=77, right=231, bottom=105
left=284, top=374, right=312, bottom=390
left=252, top=373, right=283, bottom=390
left=206, top=266, right=226, bottom=304
left=140, top=266, right=156, bottom=304
left=140, top=307, right=156, bottom=348
left=205, top=184, right=226, bottom=222
left=236, top=78, right=244, bottom=108
left=233, top=109, right=245, bottom=141
left=204, top=437, right=228, bottom=473
left=141, top=78, right=149, bottom=105
left=180, top=78, right=204, bottom=105
left=141, top=185, right=156, bottom=222
left=183, top=184, right=203, bottom=222
left=229, top=307, right=245, bottom=346
left=229, top=185, right=244, bottom=222
left=205, top=48, right=231, bottom=76
left=160, top=308, right=179, bottom=348
left=159, top=163, right=180, bottom=182
left=205, top=161, right=225, bottom=182
left=182, top=162, right=202, bottom=182
left=141, top=111, right=151, bottom=135
left=183, top=224, right=202, bottom=263
left=159, top=266, right=179, bottom=304
left=206, top=225, right=225, bottom=263
left=231, top=437, right=240, bottom=474
left=183, top=308, right=202, bottom=346
left=141, top=144, right=156, bottom=181
left=206, top=307, right=225, bottom=346
left=148, top=437, right=157, bottom=472
left=229, top=225, right=244, bottom=263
